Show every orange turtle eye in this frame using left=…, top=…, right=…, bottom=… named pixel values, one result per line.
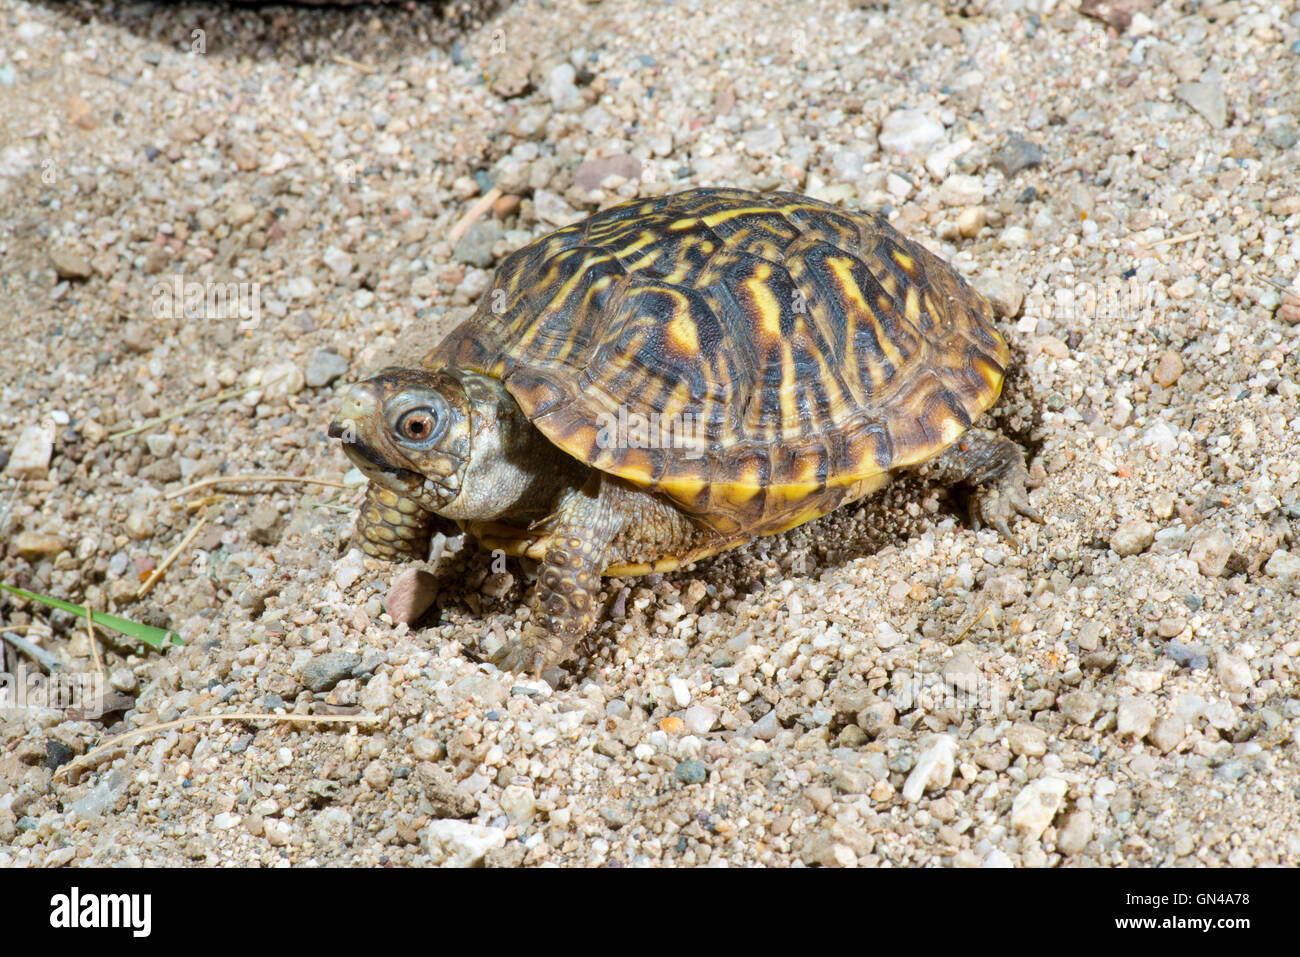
left=397, top=410, right=438, bottom=443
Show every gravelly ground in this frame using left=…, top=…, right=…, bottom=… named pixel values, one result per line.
left=1, top=0, right=1299, bottom=867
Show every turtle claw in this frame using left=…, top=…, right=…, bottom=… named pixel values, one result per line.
left=971, top=472, right=1043, bottom=549
left=490, top=625, right=567, bottom=676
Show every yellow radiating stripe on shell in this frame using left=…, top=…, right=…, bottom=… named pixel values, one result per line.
left=724, top=458, right=766, bottom=504
left=614, top=229, right=659, bottom=259
left=701, top=206, right=781, bottom=229
left=743, top=263, right=803, bottom=440
left=553, top=273, right=616, bottom=365
left=905, top=285, right=922, bottom=326
left=513, top=251, right=615, bottom=352
left=745, top=262, right=782, bottom=339
left=624, top=249, right=663, bottom=272
left=829, top=254, right=905, bottom=371
left=661, top=239, right=706, bottom=284
left=667, top=304, right=699, bottom=354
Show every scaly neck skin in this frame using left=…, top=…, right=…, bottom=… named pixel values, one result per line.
left=438, top=369, right=591, bottom=523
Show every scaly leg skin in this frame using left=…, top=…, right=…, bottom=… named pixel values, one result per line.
left=491, top=475, right=624, bottom=675
left=923, top=427, right=1044, bottom=546
left=356, top=483, right=436, bottom=561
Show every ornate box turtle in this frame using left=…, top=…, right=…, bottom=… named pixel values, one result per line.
left=329, top=187, right=1040, bottom=672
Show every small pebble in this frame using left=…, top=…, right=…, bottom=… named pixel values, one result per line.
left=1010, top=777, right=1065, bottom=840
left=673, top=760, right=707, bottom=784
left=12, top=531, right=65, bottom=561
left=425, top=821, right=505, bottom=867
left=879, top=108, right=945, bottom=155
left=1117, top=696, right=1157, bottom=739
left=6, top=426, right=53, bottom=478
left=1153, top=351, right=1185, bottom=387
left=1110, top=518, right=1155, bottom=557
left=301, top=652, right=361, bottom=693
left=902, top=734, right=956, bottom=802
left=991, top=131, right=1044, bottom=176
left=1189, top=530, right=1233, bottom=578
left=305, top=349, right=349, bottom=388
left=384, top=568, right=439, bottom=625
left=50, top=248, right=92, bottom=280
left=1215, top=653, right=1253, bottom=695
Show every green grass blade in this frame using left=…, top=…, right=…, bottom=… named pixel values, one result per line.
left=0, top=583, right=183, bottom=649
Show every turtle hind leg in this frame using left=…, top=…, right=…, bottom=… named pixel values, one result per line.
left=491, top=474, right=621, bottom=675
left=923, top=428, right=1043, bottom=545
left=356, top=483, right=437, bottom=561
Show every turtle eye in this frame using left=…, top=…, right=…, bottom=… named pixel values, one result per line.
left=396, top=409, right=439, bottom=445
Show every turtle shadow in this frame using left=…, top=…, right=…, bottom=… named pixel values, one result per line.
left=28, top=0, right=501, bottom=67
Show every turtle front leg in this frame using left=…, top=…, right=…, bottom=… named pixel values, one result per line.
left=356, top=483, right=437, bottom=561
left=492, top=475, right=623, bottom=675
left=922, top=428, right=1044, bottom=545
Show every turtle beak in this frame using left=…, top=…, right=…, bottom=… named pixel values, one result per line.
left=328, top=386, right=376, bottom=440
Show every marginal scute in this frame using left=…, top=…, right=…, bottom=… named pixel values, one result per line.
left=427, top=187, right=1009, bottom=544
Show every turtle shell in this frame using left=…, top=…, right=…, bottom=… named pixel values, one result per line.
left=428, top=187, right=1009, bottom=540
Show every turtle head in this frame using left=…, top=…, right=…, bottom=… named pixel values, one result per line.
left=330, top=367, right=585, bottom=523
left=329, top=368, right=471, bottom=515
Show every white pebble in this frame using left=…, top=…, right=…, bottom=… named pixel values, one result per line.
left=6, top=425, right=54, bottom=478
left=1216, top=653, right=1253, bottom=695
left=903, top=734, right=956, bottom=802
left=1010, top=777, right=1066, bottom=840
left=669, top=677, right=690, bottom=708
left=333, top=548, right=367, bottom=590
left=264, top=819, right=292, bottom=847
left=424, top=820, right=505, bottom=867
left=682, top=705, right=718, bottom=735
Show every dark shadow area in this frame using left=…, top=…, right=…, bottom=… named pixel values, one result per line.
left=28, top=0, right=504, bottom=65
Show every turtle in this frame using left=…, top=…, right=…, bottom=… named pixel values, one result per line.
left=328, top=187, right=1041, bottom=673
